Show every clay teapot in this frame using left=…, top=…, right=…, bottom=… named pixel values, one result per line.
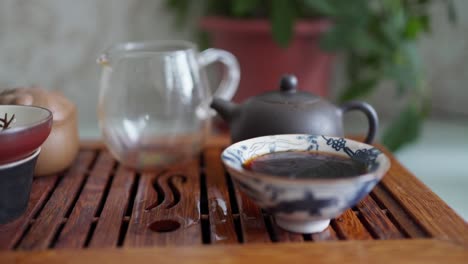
left=0, top=87, right=79, bottom=176
left=211, top=75, right=378, bottom=143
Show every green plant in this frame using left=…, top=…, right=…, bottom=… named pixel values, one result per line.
left=166, top=0, right=456, bottom=151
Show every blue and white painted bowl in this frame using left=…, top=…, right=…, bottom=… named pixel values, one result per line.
left=221, top=134, right=391, bottom=233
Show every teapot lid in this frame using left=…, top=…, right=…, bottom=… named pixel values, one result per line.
left=256, top=75, right=320, bottom=104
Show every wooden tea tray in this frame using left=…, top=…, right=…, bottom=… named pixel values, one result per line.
left=1, top=135, right=467, bottom=263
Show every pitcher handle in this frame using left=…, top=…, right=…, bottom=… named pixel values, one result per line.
left=340, top=101, right=379, bottom=144
left=198, top=48, right=240, bottom=101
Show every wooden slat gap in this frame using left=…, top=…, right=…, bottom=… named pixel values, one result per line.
left=224, top=170, right=240, bottom=215
left=48, top=222, right=66, bottom=248
left=16, top=151, right=97, bottom=250
left=93, top=161, right=118, bottom=218
left=116, top=172, right=140, bottom=247
left=62, top=150, right=101, bottom=219
left=124, top=173, right=141, bottom=218
left=354, top=210, right=380, bottom=239
left=381, top=212, right=410, bottom=239
left=303, top=234, right=313, bottom=241
left=89, top=165, right=137, bottom=248
left=369, top=191, right=388, bottom=210
left=233, top=216, right=244, bottom=244
left=224, top=170, right=243, bottom=243
left=355, top=197, right=405, bottom=240
left=83, top=221, right=98, bottom=248
left=370, top=185, right=429, bottom=239
left=329, top=220, right=348, bottom=240
left=2, top=175, right=60, bottom=250
left=262, top=214, right=278, bottom=243
left=330, top=222, right=342, bottom=240
left=199, top=167, right=211, bottom=244
left=117, top=219, right=129, bottom=247
left=12, top=223, right=33, bottom=250
left=31, top=173, right=64, bottom=220
left=62, top=173, right=89, bottom=218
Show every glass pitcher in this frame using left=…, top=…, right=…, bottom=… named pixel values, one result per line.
left=97, top=40, right=239, bottom=170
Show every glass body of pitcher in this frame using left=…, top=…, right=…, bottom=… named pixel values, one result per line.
left=97, top=40, right=239, bottom=170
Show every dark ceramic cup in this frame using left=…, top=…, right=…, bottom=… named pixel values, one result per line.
left=0, top=148, right=40, bottom=224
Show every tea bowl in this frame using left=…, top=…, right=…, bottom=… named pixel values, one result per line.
left=221, top=134, right=391, bottom=233
left=0, top=105, right=52, bottom=165
left=0, top=148, right=41, bottom=224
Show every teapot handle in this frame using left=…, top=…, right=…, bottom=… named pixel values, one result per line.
left=198, top=48, right=240, bottom=101
left=340, top=101, right=379, bottom=144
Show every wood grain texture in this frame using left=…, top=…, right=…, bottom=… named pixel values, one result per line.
left=54, top=152, right=115, bottom=249
left=89, top=166, right=135, bottom=248
left=381, top=152, right=468, bottom=246
left=332, top=209, right=373, bottom=240
left=124, top=159, right=201, bottom=247
left=204, top=148, right=237, bottom=244
left=2, top=137, right=467, bottom=260
left=356, top=196, right=404, bottom=239
left=371, top=184, right=427, bottom=238
left=2, top=240, right=467, bottom=264
left=0, top=174, right=58, bottom=250
left=17, top=151, right=95, bottom=250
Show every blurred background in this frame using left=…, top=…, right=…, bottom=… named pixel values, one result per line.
left=0, top=0, right=466, bottom=219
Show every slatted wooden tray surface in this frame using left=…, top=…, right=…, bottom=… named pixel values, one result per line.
left=1, top=139, right=467, bottom=253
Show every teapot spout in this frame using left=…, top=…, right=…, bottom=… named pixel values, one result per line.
left=211, top=98, right=239, bottom=122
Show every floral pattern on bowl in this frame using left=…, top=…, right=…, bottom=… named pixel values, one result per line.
left=221, top=134, right=391, bottom=233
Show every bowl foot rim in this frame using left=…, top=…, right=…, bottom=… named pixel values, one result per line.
left=274, top=217, right=330, bottom=233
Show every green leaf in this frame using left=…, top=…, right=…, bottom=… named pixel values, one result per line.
left=351, top=28, right=384, bottom=54
left=380, top=9, right=406, bottom=48
left=270, top=0, right=296, bottom=47
left=231, top=0, right=260, bottom=17
left=339, top=79, right=378, bottom=102
left=303, top=0, right=337, bottom=16
left=319, top=23, right=355, bottom=51
left=384, top=42, right=422, bottom=95
left=382, top=103, right=423, bottom=151
left=197, top=31, right=211, bottom=50
left=404, top=17, right=424, bottom=39
left=165, top=0, right=191, bottom=28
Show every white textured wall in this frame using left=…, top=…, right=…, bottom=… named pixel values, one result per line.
left=0, top=0, right=196, bottom=136
left=0, top=0, right=466, bottom=137
left=420, top=0, right=468, bottom=117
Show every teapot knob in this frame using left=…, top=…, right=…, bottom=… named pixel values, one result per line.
left=280, top=75, right=297, bottom=93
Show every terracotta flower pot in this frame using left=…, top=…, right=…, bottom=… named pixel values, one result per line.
left=200, top=17, right=334, bottom=103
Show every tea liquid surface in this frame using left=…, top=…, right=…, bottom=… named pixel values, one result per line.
left=243, top=151, right=367, bottom=179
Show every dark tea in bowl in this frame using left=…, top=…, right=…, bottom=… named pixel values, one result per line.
left=221, top=134, right=390, bottom=233
left=243, top=151, right=368, bottom=179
